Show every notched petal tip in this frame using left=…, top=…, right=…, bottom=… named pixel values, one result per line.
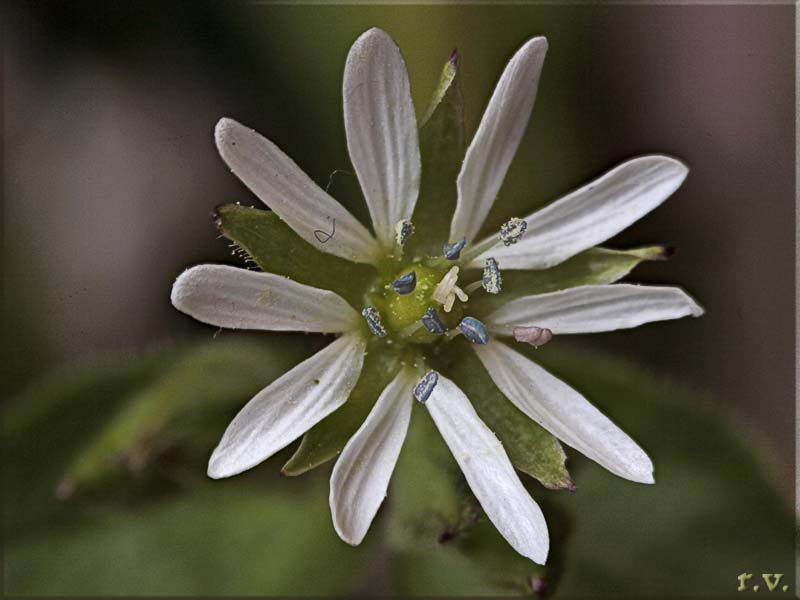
left=206, top=453, right=231, bottom=480
left=674, top=287, right=705, bottom=318
left=361, top=26, right=391, bottom=40
left=350, top=27, right=400, bottom=60
left=214, top=116, right=239, bottom=145
left=521, top=35, right=549, bottom=54
left=169, top=268, right=197, bottom=312
left=640, top=153, right=690, bottom=182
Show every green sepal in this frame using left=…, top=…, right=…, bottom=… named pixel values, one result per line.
left=469, top=244, right=671, bottom=316
left=406, top=51, right=465, bottom=257
left=281, top=339, right=402, bottom=476
left=57, top=337, right=310, bottom=495
left=438, top=338, right=573, bottom=490
left=215, top=204, right=376, bottom=307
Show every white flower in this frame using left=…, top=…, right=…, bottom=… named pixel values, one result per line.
left=171, top=28, right=703, bottom=566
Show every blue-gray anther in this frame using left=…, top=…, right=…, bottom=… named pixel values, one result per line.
left=499, top=217, right=527, bottom=246
left=395, top=219, right=415, bottom=246
left=392, top=271, right=417, bottom=295
left=482, top=257, right=502, bottom=294
left=459, top=316, right=489, bottom=345
left=361, top=306, right=387, bottom=337
left=443, top=237, right=466, bottom=260
left=421, top=307, right=447, bottom=334
left=414, top=370, right=439, bottom=404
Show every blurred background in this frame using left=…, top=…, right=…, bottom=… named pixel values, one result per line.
left=3, top=1, right=795, bottom=596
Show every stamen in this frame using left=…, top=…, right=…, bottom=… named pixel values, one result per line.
left=443, top=238, right=466, bottom=260
left=482, top=257, right=502, bottom=294
left=432, top=266, right=469, bottom=313
left=392, top=271, right=417, bottom=295
left=395, top=219, right=415, bottom=246
left=499, top=217, right=527, bottom=246
left=399, top=321, right=424, bottom=338
left=463, top=280, right=483, bottom=295
left=421, top=307, right=447, bottom=334
left=414, top=370, right=439, bottom=404
left=361, top=306, right=387, bottom=337
left=459, top=316, right=489, bottom=345
left=513, top=326, right=552, bottom=347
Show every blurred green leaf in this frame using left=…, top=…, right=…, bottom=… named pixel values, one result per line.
left=5, top=480, right=371, bottom=596
left=387, top=404, right=478, bottom=550
left=2, top=336, right=311, bottom=538
left=5, top=339, right=791, bottom=597
left=407, top=51, right=465, bottom=257
left=442, top=339, right=572, bottom=490
left=215, top=204, right=376, bottom=306
left=282, top=339, right=402, bottom=476
left=469, top=245, right=670, bottom=316
left=59, top=337, right=310, bottom=494
left=391, top=545, right=513, bottom=596
left=528, top=343, right=794, bottom=597
left=2, top=347, right=173, bottom=538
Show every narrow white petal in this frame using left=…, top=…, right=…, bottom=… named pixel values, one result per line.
left=468, top=155, right=688, bottom=269
left=171, top=264, right=360, bottom=333
left=215, top=118, right=381, bottom=264
left=426, top=374, right=549, bottom=564
left=207, top=334, right=366, bottom=478
left=450, top=37, right=548, bottom=244
left=486, top=284, right=704, bottom=336
left=343, top=28, right=421, bottom=248
left=330, top=368, right=415, bottom=545
left=473, top=340, right=654, bottom=483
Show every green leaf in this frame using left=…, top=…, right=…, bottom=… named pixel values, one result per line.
left=469, top=245, right=670, bottom=316
left=439, top=339, right=572, bottom=490
left=406, top=51, right=465, bottom=257
left=391, top=545, right=515, bottom=596
left=526, top=343, right=794, bottom=597
left=215, top=204, right=376, bottom=306
left=58, top=337, right=311, bottom=494
left=2, top=347, right=175, bottom=538
left=5, top=481, right=371, bottom=596
left=281, top=339, right=403, bottom=476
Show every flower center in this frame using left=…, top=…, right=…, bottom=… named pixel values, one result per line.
left=359, top=217, right=530, bottom=347
left=375, top=264, right=464, bottom=343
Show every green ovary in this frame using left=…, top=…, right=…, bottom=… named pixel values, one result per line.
left=378, top=264, right=463, bottom=343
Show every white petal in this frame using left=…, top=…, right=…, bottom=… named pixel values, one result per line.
left=473, top=340, right=654, bottom=483
left=450, top=37, right=548, bottom=244
left=426, top=374, right=549, bottom=564
left=171, top=264, right=360, bottom=333
left=343, top=28, right=421, bottom=248
left=207, top=334, right=365, bottom=478
left=469, top=155, right=688, bottom=269
left=486, top=284, right=704, bottom=336
left=215, top=118, right=381, bottom=264
left=330, top=368, right=414, bottom=545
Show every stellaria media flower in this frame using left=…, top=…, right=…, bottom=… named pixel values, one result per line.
left=171, top=28, right=703, bottom=565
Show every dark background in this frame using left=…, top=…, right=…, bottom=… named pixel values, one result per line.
left=4, top=1, right=795, bottom=595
